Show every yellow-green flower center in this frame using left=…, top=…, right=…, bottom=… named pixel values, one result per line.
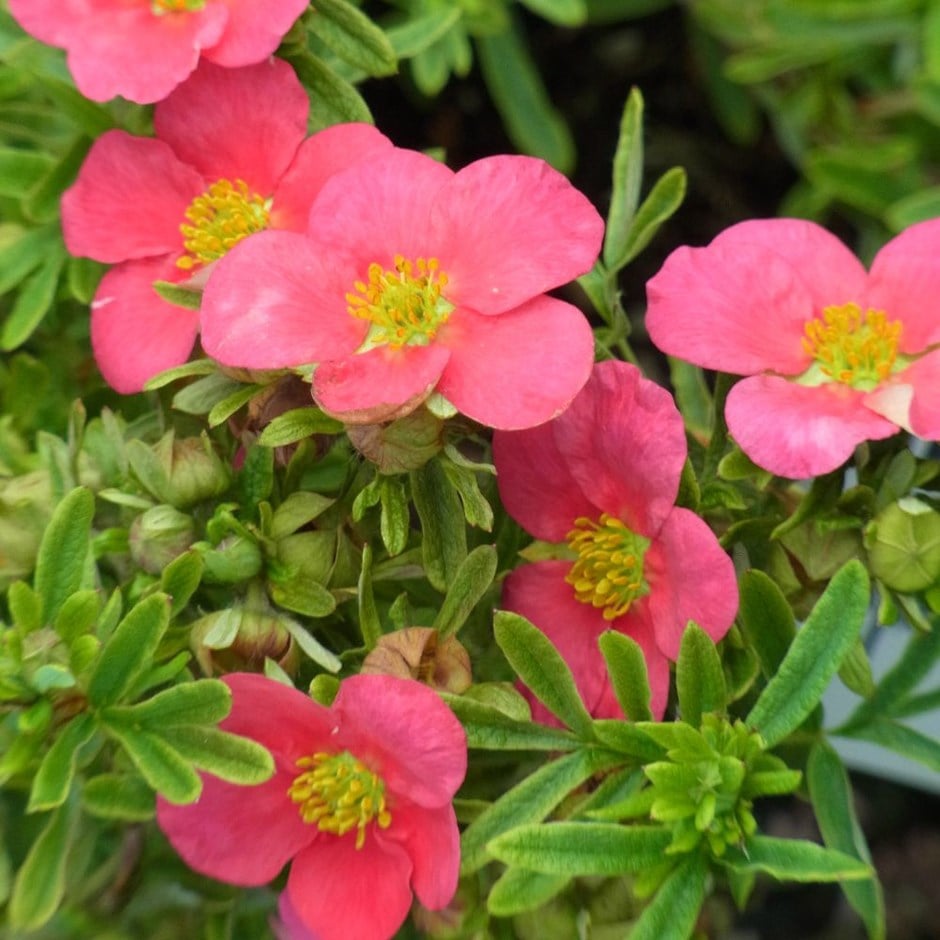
left=565, top=513, right=651, bottom=620
left=151, top=0, right=206, bottom=13
left=802, top=302, right=902, bottom=389
left=287, top=750, right=391, bottom=850
left=177, top=178, right=270, bottom=272
left=347, top=255, right=453, bottom=348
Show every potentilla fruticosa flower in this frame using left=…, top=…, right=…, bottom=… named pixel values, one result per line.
left=157, top=673, right=467, bottom=940
left=60, top=59, right=392, bottom=393
left=646, top=217, right=940, bottom=478
left=198, top=147, right=604, bottom=430
left=493, top=360, right=739, bottom=721
left=8, top=0, right=308, bottom=104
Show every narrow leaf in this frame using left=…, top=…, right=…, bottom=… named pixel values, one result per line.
left=676, top=622, right=727, bottom=727
left=307, top=0, right=397, bottom=76
left=152, top=279, right=202, bottom=311
left=746, top=560, right=869, bottom=747
left=28, top=713, right=96, bottom=812
left=842, top=717, right=940, bottom=773
left=160, top=550, right=204, bottom=617
left=610, top=166, right=687, bottom=270
left=162, top=725, right=274, bottom=785
left=599, top=631, right=653, bottom=721
left=603, top=87, right=644, bottom=270
left=103, top=679, right=231, bottom=728
left=442, top=693, right=580, bottom=752
left=434, top=544, right=498, bottom=638
left=488, top=822, right=671, bottom=875
left=86, top=593, right=171, bottom=707
left=358, top=543, right=382, bottom=649
left=256, top=406, right=344, bottom=447
left=738, top=568, right=797, bottom=679
left=628, top=853, right=708, bottom=940
left=494, top=610, right=593, bottom=736
left=282, top=617, right=342, bottom=672
left=487, top=867, right=570, bottom=916
left=722, top=835, right=872, bottom=882
left=410, top=458, right=467, bottom=592
left=82, top=774, right=155, bottom=821
left=1, top=246, right=65, bottom=349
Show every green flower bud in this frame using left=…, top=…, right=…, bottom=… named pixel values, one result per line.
left=197, top=535, right=263, bottom=584
left=129, top=505, right=196, bottom=574
left=866, top=498, right=940, bottom=593
left=129, top=431, right=231, bottom=509
left=0, top=470, right=53, bottom=587
left=190, top=606, right=299, bottom=676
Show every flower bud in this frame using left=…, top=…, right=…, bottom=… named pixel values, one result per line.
left=129, top=505, right=196, bottom=574
left=360, top=627, right=472, bottom=693
left=0, top=469, right=53, bottom=587
left=190, top=607, right=299, bottom=676
left=866, top=498, right=940, bottom=593
left=129, top=431, right=231, bottom=509
left=197, top=535, right=263, bottom=584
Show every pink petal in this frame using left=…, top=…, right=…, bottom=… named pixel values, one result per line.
left=199, top=231, right=366, bottom=367
left=275, top=893, right=320, bottom=940
left=435, top=296, right=594, bottom=430
left=202, top=0, right=309, bottom=67
left=61, top=132, right=204, bottom=263
left=646, top=236, right=835, bottom=376
left=90, top=257, right=199, bottom=394
left=710, top=218, right=869, bottom=313
left=154, top=59, right=308, bottom=192
left=8, top=0, right=82, bottom=44
left=270, top=125, right=395, bottom=233
left=864, top=218, right=940, bottom=353
left=305, top=148, right=454, bottom=266
left=643, top=507, right=738, bottom=661
left=433, top=156, right=604, bottom=315
left=493, top=418, right=599, bottom=543
left=725, top=374, right=900, bottom=479
left=156, top=764, right=314, bottom=885
left=892, top=350, right=940, bottom=440
left=287, top=833, right=414, bottom=940
left=332, top=675, right=467, bottom=808
left=380, top=803, right=460, bottom=910
left=59, top=1, right=228, bottom=104
left=550, top=360, right=688, bottom=534
left=313, top=345, right=450, bottom=425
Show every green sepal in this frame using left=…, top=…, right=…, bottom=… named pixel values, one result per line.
left=86, top=593, right=171, bottom=708
left=152, top=279, right=202, bottom=311
left=746, top=560, right=869, bottom=748
left=494, top=610, right=593, bottom=737
left=433, top=544, right=498, bottom=638
left=676, top=622, right=727, bottom=726
left=27, top=712, right=97, bottom=812
left=721, top=835, right=872, bottom=882
left=82, top=774, right=156, bottom=821
left=599, top=630, right=653, bottom=722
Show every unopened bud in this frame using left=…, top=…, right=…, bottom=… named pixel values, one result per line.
left=866, top=498, right=940, bottom=593
left=129, top=505, right=196, bottom=574
left=190, top=607, right=299, bottom=676
left=197, top=535, right=263, bottom=584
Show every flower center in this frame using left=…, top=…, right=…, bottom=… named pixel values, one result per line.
left=565, top=513, right=651, bottom=620
left=287, top=750, right=391, bottom=849
left=801, top=302, right=902, bottom=388
left=347, top=255, right=453, bottom=348
left=177, top=178, right=270, bottom=272
left=151, top=0, right=206, bottom=13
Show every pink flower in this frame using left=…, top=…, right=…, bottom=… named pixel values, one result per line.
left=157, top=672, right=467, bottom=940
left=60, top=59, right=392, bottom=393
left=8, top=0, right=307, bottom=104
left=199, top=148, right=603, bottom=430
left=493, top=360, right=738, bottom=722
left=645, top=218, right=940, bottom=478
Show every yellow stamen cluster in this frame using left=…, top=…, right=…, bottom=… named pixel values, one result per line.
left=565, top=513, right=651, bottom=620
left=177, top=178, right=270, bottom=271
left=287, top=750, right=391, bottom=850
left=802, top=302, right=902, bottom=388
left=151, top=0, right=206, bottom=13
left=347, top=255, right=452, bottom=348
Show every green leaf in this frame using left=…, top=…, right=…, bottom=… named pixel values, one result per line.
left=100, top=721, right=201, bottom=804
left=207, top=383, right=265, bottom=427
left=837, top=638, right=875, bottom=698
left=152, top=279, right=202, bottom=311
left=102, top=679, right=231, bottom=728
left=270, top=491, right=336, bottom=539
left=441, top=693, right=580, bottom=751
left=590, top=719, right=664, bottom=762
left=34, top=485, right=94, bottom=625
left=488, top=822, right=671, bottom=875
left=172, top=372, right=244, bottom=416
left=738, top=568, right=797, bottom=680
left=0, top=224, right=58, bottom=295
left=433, top=544, right=498, bottom=638
left=307, top=0, right=397, bottom=76
left=8, top=793, right=80, bottom=931
left=617, top=166, right=687, bottom=269
left=460, top=747, right=620, bottom=874
left=487, top=867, right=570, bottom=916
left=746, top=560, right=869, bottom=748
left=842, top=717, right=940, bottom=773
left=807, top=742, right=885, bottom=939
left=82, top=774, right=155, bottom=821
left=676, top=622, right=727, bottom=727
left=28, top=713, right=96, bottom=812
left=722, top=835, right=872, bottom=882
left=256, top=406, right=344, bottom=447
left=143, top=357, right=218, bottom=390
left=284, top=50, right=372, bottom=128
left=160, top=550, right=204, bottom=617
left=23, top=136, right=90, bottom=222
left=282, top=617, right=342, bottom=672
left=518, top=0, right=586, bottom=26
left=0, top=148, right=54, bottom=196
left=53, top=589, right=99, bottom=645
left=599, top=631, right=653, bottom=722
left=358, top=543, right=382, bottom=649
left=378, top=475, right=410, bottom=555
left=161, top=725, right=274, bottom=785
left=410, top=457, right=467, bottom=592
left=628, top=853, right=708, bottom=940
left=441, top=460, right=494, bottom=531
left=386, top=7, right=461, bottom=59
left=86, top=593, right=171, bottom=707
left=269, top=576, right=337, bottom=618
left=494, top=610, right=593, bottom=736
left=1, top=243, right=65, bottom=349
left=7, top=580, right=42, bottom=632
left=475, top=20, right=575, bottom=173
left=603, top=87, right=644, bottom=270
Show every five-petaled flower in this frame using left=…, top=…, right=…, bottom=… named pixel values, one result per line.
left=157, top=672, right=467, bottom=940
left=8, top=0, right=308, bottom=104
left=60, top=59, right=392, bottom=393
left=645, top=218, right=940, bottom=478
left=198, top=147, right=604, bottom=430
left=493, top=360, right=739, bottom=721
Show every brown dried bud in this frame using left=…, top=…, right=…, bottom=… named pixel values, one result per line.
left=360, top=627, right=472, bottom=693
